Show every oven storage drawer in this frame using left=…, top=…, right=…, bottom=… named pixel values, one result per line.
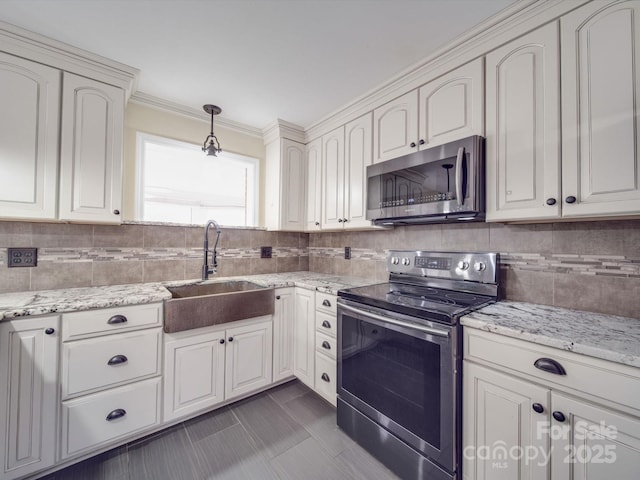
left=315, top=352, right=337, bottom=406
left=315, top=292, right=337, bottom=315
left=61, top=327, right=162, bottom=399
left=61, top=377, right=161, bottom=459
left=464, top=328, right=640, bottom=411
left=316, top=331, right=336, bottom=359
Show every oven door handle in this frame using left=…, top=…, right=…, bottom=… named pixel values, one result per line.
left=339, top=303, right=449, bottom=338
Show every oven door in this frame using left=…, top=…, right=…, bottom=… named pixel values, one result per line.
left=337, top=299, right=459, bottom=473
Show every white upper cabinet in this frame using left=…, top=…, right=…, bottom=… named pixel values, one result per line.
left=305, top=138, right=323, bottom=231
left=0, top=53, right=60, bottom=221
left=265, top=138, right=306, bottom=231
left=59, top=73, right=124, bottom=223
left=486, top=22, right=561, bottom=221
left=321, top=125, right=346, bottom=228
left=418, top=58, right=484, bottom=149
left=561, top=0, right=640, bottom=218
left=373, top=90, right=419, bottom=163
left=344, top=112, right=373, bottom=228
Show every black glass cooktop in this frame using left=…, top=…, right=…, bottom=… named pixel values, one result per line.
left=338, top=282, right=495, bottom=323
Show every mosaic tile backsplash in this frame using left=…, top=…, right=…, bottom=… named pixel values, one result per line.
left=1, top=219, right=639, bottom=318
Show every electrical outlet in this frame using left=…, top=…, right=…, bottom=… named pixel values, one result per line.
left=344, top=246, right=351, bottom=260
left=8, top=248, right=38, bottom=267
left=260, top=246, right=272, bottom=259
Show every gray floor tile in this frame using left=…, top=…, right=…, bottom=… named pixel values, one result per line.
left=39, top=446, right=128, bottom=480
left=335, top=442, right=401, bottom=480
left=231, top=393, right=310, bottom=459
left=282, top=391, right=354, bottom=456
left=128, top=424, right=200, bottom=480
left=192, top=423, right=279, bottom=480
left=270, top=437, right=355, bottom=480
left=267, top=379, right=312, bottom=405
left=184, top=405, right=237, bottom=442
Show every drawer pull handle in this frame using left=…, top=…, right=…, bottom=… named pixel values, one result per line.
left=322, top=299, right=331, bottom=307
left=107, top=355, right=128, bottom=366
left=532, top=403, right=545, bottom=414
left=322, top=320, right=331, bottom=329
left=106, top=408, right=126, bottom=421
left=107, top=315, right=128, bottom=325
left=321, top=373, right=330, bottom=382
left=322, top=341, right=331, bottom=350
left=534, top=358, right=566, bottom=376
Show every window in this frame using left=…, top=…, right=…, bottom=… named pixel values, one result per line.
left=136, top=133, right=258, bottom=226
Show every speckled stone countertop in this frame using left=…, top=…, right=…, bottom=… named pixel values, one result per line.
left=0, top=272, right=378, bottom=320
left=461, top=301, right=640, bottom=368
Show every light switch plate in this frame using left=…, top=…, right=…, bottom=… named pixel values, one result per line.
left=8, top=248, right=38, bottom=267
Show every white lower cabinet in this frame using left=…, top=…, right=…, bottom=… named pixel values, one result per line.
left=313, top=292, right=338, bottom=406
left=463, top=328, right=640, bottom=480
left=0, top=316, right=59, bottom=480
left=293, top=288, right=315, bottom=388
left=163, top=316, right=273, bottom=422
left=273, top=288, right=296, bottom=383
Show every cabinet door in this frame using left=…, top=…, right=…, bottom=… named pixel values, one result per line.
left=551, top=393, right=640, bottom=480
left=293, top=288, right=315, bottom=388
left=463, top=362, right=550, bottom=480
left=163, top=329, right=226, bottom=422
left=305, top=138, right=323, bottom=231
left=281, top=139, right=306, bottom=231
left=0, top=52, right=60, bottom=221
left=321, top=126, right=346, bottom=228
left=225, top=319, right=273, bottom=401
left=486, top=22, right=561, bottom=221
left=373, top=89, right=419, bottom=163
left=59, top=72, right=124, bottom=223
left=344, top=112, right=373, bottom=229
left=418, top=58, right=484, bottom=149
left=273, top=288, right=295, bottom=383
left=561, top=1, right=640, bottom=217
left=0, top=316, right=59, bottom=480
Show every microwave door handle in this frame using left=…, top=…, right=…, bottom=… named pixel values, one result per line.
left=455, top=146, right=465, bottom=206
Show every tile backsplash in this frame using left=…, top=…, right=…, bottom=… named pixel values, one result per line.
left=1, top=219, right=639, bottom=319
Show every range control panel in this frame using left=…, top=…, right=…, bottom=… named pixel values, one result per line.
left=387, top=250, right=498, bottom=284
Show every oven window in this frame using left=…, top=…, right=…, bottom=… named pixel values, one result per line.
left=341, top=315, right=441, bottom=448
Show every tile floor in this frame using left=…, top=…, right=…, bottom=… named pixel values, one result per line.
left=41, top=380, right=399, bottom=480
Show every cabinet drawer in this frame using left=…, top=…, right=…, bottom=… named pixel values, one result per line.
left=315, top=310, right=337, bottom=337
left=62, top=328, right=162, bottom=398
left=316, top=331, right=336, bottom=359
left=464, top=328, right=640, bottom=412
left=315, top=352, right=337, bottom=406
left=62, top=303, right=162, bottom=341
left=61, top=377, right=161, bottom=459
left=315, top=292, right=337, bottom=315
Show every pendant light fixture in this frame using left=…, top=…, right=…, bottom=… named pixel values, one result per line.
left=202, top=104, right=222, bottom=156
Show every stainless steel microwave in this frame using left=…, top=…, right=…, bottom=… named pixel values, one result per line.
left=366, top=135, right=485, bottom=225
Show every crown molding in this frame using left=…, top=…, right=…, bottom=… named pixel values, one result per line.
left=0, top=20, right=139, bottom=99
left=304, top=0, right=592, bottom=142
left=129, top=91, right=264, bottom=139
left=262, top=119, right=306, bottom=145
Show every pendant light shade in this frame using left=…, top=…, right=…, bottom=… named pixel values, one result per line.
left=202, top=104, right=222, bottom=156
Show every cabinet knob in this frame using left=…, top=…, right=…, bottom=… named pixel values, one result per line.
left=276, top=295, right=281, bottom=300
left=565, top=196, right=577, bottom=204
left=44, top=327, right=55, bottom=335
left=532, top=403, right=545, bottom=414
left=546, top=198, right=557, bottom=206
left=338, top=218, right=343, bottom=223
left=321, top=373, right=330, bottom=382
left=553, top=411, right=566, bottom=422
left=228, top=336, right=234, bottom=342
left=107, top=354, right=128, bottom=366
left=113, top=209, right=120, bottom=215
left=106, top=409, right=127, bottom=421
left=107, top=314, right=128, bottom=325
left=219, top=339, right=225, bottom=344
left=342, top=218, right=348, bottom=223
left=534, top=358, right=566, bottom=376
left=322, top=341, right=331, bottom=350
left=410, top=142, right=417, bottom=148
left=322, top=320, right=331, bottom=329
left=315, top=222, right=320, bottom=226
left=419, top=139, right=425, bottom=145
left=322, top=299, right=331, bottom=307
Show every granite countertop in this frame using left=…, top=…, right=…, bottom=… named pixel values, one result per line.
left=0, top=272, right=378, bottom=321
left=461, top=301, right=640, bottom=368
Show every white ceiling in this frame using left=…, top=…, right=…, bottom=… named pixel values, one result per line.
left=0, top=0, right=517, bottom=130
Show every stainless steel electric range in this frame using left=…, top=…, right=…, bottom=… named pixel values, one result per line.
left=337, top=250, right=499, bottom=480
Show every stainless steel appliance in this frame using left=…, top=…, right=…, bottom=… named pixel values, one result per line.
left=366, top=136, right=485, bottom=225
left=337, top=250, right=499, bottom=480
